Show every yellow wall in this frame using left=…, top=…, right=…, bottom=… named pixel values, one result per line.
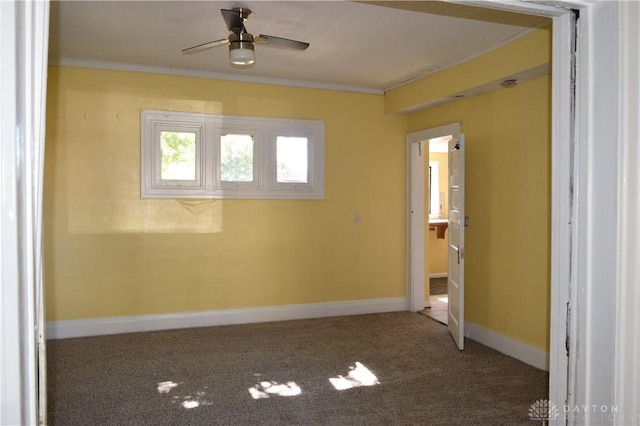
left=44, top=66, right=408, bottom=321
left=45, top=32, right=552, bottom=353
left=385, top=28, right=550, bottom=113
left=427, top=230, right=448, bottom=277
left=409, top=76, right=552, bottom=351
left=427, top=152, right=449, bottom=276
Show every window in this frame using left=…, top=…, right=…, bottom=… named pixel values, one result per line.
left=220, top=133, right=255, bottom=183
left=160, top=131, right=197, bottom=181
left=276, top=136, right=308, bottom=183
left=141, top=111, right=324, bottom=199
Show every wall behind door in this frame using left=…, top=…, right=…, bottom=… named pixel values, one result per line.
left=44, top=66, right=408, bottom=321
left=427, top=151, right=449, bottom=276
left=409, top=75, right=551, bottom=352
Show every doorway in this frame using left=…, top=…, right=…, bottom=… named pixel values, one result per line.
left=423, top=135, right=452, bottom=325
left=407, top=123, right=462, bottom=331
left=408, top=123, right=465, bottom=348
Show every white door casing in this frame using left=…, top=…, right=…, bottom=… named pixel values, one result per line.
left=0, top=0, right=50, bottom=425
left=615, top=1, right=640, bottom=419
left=448, top=134, right=465, bottom=350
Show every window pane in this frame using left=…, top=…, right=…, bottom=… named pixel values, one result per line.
left=221, top=134, right=254, bottom=182
left=277, top=136, right=308, bottom=183
left=160, top=131, right=196, bottom=181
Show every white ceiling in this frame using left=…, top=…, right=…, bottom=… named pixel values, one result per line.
left=48, top=1, right=550, bottom=94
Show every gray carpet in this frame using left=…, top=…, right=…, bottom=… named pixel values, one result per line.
left=47, top=312, right=548, bottom=425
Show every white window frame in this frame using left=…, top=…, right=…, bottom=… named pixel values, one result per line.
left=141, top=110, right=211, bottom=198
left=154, top=125, right=203, bottom=187
left=141, top=110, right=325, bottom=199
left=270, top=126, right=321, bottom=193
left=215, top=127, right=262, bottom=193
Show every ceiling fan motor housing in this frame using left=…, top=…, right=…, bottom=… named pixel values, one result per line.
left=229, top=32, right=255, bottom=66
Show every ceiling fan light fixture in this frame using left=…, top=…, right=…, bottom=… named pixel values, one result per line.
left=229, top=33, right=255, bottom=66
left=181, top=8, right=308, bottom=67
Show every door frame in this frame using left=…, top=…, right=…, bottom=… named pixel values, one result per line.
left=0, top=1, right=50, bottom=425
left=406, top=123, right=461, bottom=313
left=486, top=1, right=624, bottom=419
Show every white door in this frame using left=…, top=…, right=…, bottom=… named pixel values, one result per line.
left=448, top=134, right=465, bottom=350
left=409, top=141, right=426, bottom=311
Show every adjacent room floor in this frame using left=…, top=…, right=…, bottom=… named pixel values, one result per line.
left=423, top=277, right=448, bottom=324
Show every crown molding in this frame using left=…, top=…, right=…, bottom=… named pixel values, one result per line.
left=50, top=58, right=385, bottom=96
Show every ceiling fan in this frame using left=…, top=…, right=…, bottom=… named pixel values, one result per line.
left=182, top=8, right=310, bottom=67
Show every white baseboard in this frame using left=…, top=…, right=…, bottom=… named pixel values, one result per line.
left=46, top=297, right=406, bottom=340
left=464, top=321, right=549, bottom=371
left=429, top=273, right=448, bottom=278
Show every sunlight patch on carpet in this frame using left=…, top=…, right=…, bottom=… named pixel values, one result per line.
left=329, top=362, right=379, bottom=390
left=157, top=381, right=179, bottom=394
left=181, top=400, right=200, bottom=409
left=177, top=390, right=213, bottom=409
left=249, top=381, right=302, bottom=399
left=157, top=380, right=212, bottom=409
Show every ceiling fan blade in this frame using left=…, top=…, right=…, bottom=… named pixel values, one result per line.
left=181, top=38, right=228, bottom=54
left=221, top=8, right=245, bottom=32
left=255, top=34, right=310, bottom=50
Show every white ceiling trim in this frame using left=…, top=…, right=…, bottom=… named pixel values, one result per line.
left=449, top=0, right=572, bottom=17
left=50, top=58, right=385, bottom=96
